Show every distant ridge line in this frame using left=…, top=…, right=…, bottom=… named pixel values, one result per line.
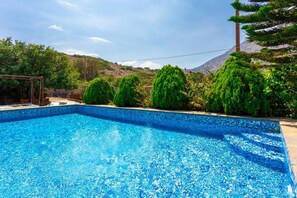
left=192, top=41, right=262, bottom=74
left=118, top=49, right=228, bottom=62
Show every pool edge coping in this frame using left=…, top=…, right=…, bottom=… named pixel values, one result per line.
left=280, top=121, right=297, bottom=192
left=0, top=104, right=282, bottom=123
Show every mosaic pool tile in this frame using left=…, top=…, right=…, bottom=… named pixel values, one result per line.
left=0, top=105, right=295, bottom=196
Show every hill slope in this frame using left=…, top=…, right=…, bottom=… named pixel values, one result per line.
left=65, top=54, right=157, bottom=86
left=192, top=41, right=261, bottom=74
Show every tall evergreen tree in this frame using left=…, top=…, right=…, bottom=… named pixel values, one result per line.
left=151, top=65, right=188, bottom=110
left=113, top=75, right=142, bottom=107
left=229, top=0, right=297, bottom=66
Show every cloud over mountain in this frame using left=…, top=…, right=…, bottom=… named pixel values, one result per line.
left=118, top=60, right=161, bottom=70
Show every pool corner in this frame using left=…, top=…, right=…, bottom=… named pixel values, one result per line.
left=280, top=119, right=297, bottom=190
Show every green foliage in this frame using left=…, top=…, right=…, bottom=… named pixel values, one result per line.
left=122, top=66, right=135, bottom=71
left=137, top=84, right=151, bottom=108
left=229, top=0, right=297, bottom=65
left=264, top=64, right=297, bottom=118
left=229, top=1, right=296, bottom=117
left=134, top=71, right=156, bottom=86
left=186, top=72, right=212, bottom=111
left=113, top=75, right=142, bottom=107
left=207, top=53, right=268, bottom=116
left=151, top=65, right=188, bottom=110
left=0, top=38, right=79, bottom=99
left=83, top=78, right=115, bottom=104
left=77, top=80, right=89, bottom=94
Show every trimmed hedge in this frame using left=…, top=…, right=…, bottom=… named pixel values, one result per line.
left=113, top=75, right=141, bottom=107
left=83, top=78, right=115, bottom=104
left=151, top=65, right=188, bottom=110
left=207, top=52, right=268, bottom=116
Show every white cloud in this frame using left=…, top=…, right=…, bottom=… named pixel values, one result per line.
left=62, top=49, right=99, bottom=57
left=57, top=0, right=79, bottom=8
left=89, top=37, right=111, bottom=44
left=118, top=61, right=161, bottom=70
left=138, top=61, right=161, bottom=69
left=48, top=24, right=64, bottom=31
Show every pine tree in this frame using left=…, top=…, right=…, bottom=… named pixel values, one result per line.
left=229, top=0, right=297, bottom=66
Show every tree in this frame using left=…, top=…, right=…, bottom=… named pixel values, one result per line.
left=264, top=64, right=297, bottom=118
left=229, top=0, right=297, bottom=65
left=113, top=75, right=142, bottom=107
left=0, top=38, right=79, bottom=92
left=151, top=65, right=188, bottom=110
left=83, top=78, right=115, bottom=104
left=207, top=52, right=269, bottom=116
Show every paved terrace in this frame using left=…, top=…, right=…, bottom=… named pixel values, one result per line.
left=0, top=103, right=296, bottom=184
left=280, top=119, right=297, bottom=183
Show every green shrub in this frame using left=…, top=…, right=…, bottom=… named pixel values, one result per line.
left=113, top=75, right=142, bottom=107
left=83, top=78, right=115, bottom=104
left=264, top=64, right=297, bottom=118
left=151, top=65, right=188, bottom=110
left=186, top=72, right=212, bottom=111
left=137, top=84, right=151, bottom=107
left=207, top=52, right=268, bottom=116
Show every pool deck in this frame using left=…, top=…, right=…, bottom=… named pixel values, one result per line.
left=280, top=119, right=297, bottom=183
left=0, top=104, right=296, bottom=184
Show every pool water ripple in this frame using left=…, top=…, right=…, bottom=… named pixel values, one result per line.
left=0, top=113, right=295, bottom=197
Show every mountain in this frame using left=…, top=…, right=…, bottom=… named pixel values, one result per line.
left=192, top=41, right=262, bottom=74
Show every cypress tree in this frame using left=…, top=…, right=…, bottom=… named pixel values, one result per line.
left=229, top=0, right=297, bottom=65
left=207, top=52, right=269, bottom=116
left=83, top=78, right=115, bottom=105
left=113, top=75, right=141, bottom=107
left=151, top=65, right=188, bottom=110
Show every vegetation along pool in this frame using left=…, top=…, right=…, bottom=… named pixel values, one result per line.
left=0, top=105, right=296, bottom=197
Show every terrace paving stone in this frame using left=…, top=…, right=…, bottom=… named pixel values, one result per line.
left=280, top=120, right=297, bottom=183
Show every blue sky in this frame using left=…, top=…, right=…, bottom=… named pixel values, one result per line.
left=0, top=0, right=246, bottom=69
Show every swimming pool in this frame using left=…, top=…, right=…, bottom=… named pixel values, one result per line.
left=0, top=105, right=296, bottom=197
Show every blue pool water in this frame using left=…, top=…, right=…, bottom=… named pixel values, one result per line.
left=0, top=112, right=295, bottom=197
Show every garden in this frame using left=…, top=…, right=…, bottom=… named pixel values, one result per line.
left=1, top=0, right=296, bottom=118
left=82, top=0, right=296, bottom=118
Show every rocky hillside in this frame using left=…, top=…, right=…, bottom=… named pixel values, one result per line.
left=192, top=41, right=262, bottom=74
left=65, top=54, right=157, bottom=86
